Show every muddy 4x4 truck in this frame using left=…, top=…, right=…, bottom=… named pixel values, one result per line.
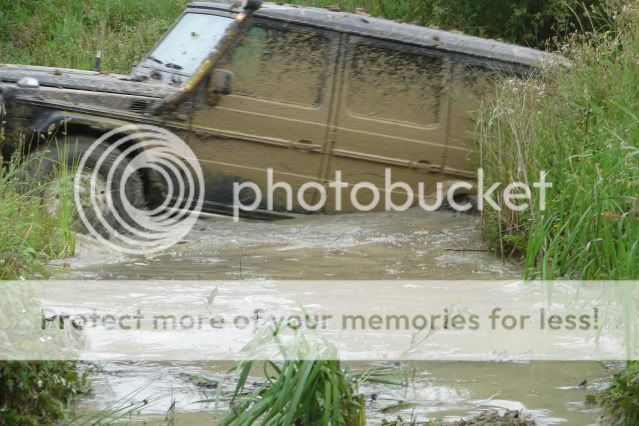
left=0, top=0, right=557, bottom=223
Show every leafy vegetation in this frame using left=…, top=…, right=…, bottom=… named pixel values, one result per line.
left=223, top=358, right=367, bottom=425
left=0, top=148, right=76, bottom=279
left=2, top=0, right=637, bottom=422
left=287, top=0, right=607, bottom=48
left=217, top=320, right=417, bottom=425
left=592, top=361, right=639, bottom=425
left=0, top=0, right=608, bottom=76
left=0, top=277, right=88, bottom=425
left=220, top=325, right=370, bottom=425
left=478, top=2, right=638, bottom=280
left=0, top=0, right=188, bottom=73
left=0, top=362, right=88, bottom=425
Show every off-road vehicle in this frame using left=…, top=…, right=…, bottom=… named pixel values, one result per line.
left=0, top=0, right=557, bottom=222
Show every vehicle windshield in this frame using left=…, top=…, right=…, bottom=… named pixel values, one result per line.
left=147, top=13, right=234, bottom=76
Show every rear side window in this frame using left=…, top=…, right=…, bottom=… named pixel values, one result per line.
left=219, top=24, right=331, bottom=107
left=346, top=43, right=445, bottom=126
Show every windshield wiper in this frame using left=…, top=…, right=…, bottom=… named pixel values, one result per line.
left=148, top=56, right=163, bottom=64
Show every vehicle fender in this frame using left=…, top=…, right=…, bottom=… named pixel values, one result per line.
left=31, top=111, right=133, bottom=136
left=28, top=111, right=169, bottom=208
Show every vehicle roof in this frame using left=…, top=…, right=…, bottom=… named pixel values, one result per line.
left=188, top=1, right=561, bottom=68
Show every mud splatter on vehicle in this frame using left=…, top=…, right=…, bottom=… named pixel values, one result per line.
left=0, top=1, right=563, bottom=224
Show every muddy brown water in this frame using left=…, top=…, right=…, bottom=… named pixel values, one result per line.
left=53, top=209, right=614, bottom=424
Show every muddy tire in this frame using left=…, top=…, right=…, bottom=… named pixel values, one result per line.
left=27, top=136, right=146, bottom=236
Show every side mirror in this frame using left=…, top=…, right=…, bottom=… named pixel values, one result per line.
left=212, top=69, right=234, bottom=96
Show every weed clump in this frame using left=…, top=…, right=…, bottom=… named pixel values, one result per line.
left=221, top=326, right=369, bottom=425
left=0, top=148, right=76, bottom=279
left=592, top=361, right=639, bottom=425
left=0, top=362, right=88, bottom=425
left=478, top=2, right=639, bottom=280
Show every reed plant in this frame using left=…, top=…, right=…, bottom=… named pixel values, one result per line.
left=220, top=321, right=409, bottom=425
left=478, top=2, right=639, bottom=280
left=0, top=140, right=77, bottom=279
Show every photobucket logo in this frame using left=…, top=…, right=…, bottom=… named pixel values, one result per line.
left=233, top=168, right=551, bottom=220
left=74, top=125, right=204, bottom=255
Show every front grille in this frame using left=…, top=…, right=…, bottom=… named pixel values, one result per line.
left=129, top=99, right=150, bottom=113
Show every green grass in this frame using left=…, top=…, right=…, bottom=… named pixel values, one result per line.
left=0, top=0, right=187, bottom=73
left=478, top=3, right=639, bottom=280
left=217, top=320, right=414, bottom=425
left=223, top=358, right=367, bottom=425
left=1, top=0, right=634, bottom=422
left=220, top=325, right=369, bottom=425
left=0, top=0, right=607, bottom=76
left=0, top=145, right=77, bottom=279
left=592, top=361, right=639, bottom=425
left=286, top=0, right=606, bottom=48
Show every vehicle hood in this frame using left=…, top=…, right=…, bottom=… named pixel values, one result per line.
left=0, top=64, right=179, bottom=98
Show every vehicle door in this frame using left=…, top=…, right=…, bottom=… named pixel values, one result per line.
left=323, top=35, right=452, bottom=212
left=188, top=17, right=340, bottom=212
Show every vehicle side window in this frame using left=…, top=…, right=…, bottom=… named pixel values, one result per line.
left=346, top=42, right=445, bottom=126
left=219, top=24, right=331, bottom=107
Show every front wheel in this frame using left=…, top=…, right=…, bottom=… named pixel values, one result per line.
left=27, top=136, right=146, bottom=237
